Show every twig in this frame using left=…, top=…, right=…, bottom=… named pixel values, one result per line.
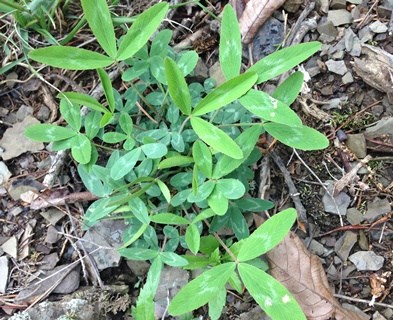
left=269, top=151, right=308, bottom=227
left=334, top=293, right=393, bottom=309
left=285, top=2, right=316, bottom=47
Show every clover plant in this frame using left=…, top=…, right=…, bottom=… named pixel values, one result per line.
left=25, top=1, right=328, bottom=319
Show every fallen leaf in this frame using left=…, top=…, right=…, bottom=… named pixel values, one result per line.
left=237, top=0, right=286, bottom=44
left=266, top=232, right=362, bottom=320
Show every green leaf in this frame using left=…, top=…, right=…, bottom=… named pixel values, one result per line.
left=132, top=257, right=163, bottom=319
left=171, top=132, right=185, bottom=152
left=71, top=134, right=91, bottom=164
left=84, top=111, right=102, bottom=139
left=61, top=92, right=109, bottom=113
left=100, top=112, right=113, bottom=127
left=207, top=187, right=228, bottom=216
left=141, top=143, right=168, bottom=159
left=192, top=140, right=212, bottom=178
left=158, top=156, right=194, bottom=169
left=119, top=112, right=133, bottom=135
left=213, top=125, right=263, bottom=179
left=248, top=41, right=321, bottom=84
left=220, top=4, right=241, bottom=80
left=192, top=72, right=257, bottom=116
left=239, top=89, right=302, bottom=126
left=59, top=98, right=81, bottom=132
left=150, top=29, right=172, bottom=57
left=191, top=117, right=243, bottom=159
left=129, top=197, right=150, bottom=224
left=192, top=208, right=216, bottom=224
left=187, top=180, right=216, bottom=203
left=216, top=178, right=245, bottom=199
left=151, top=213, right=189, bottom=225
left=185, top=224, right=200, bottom=255
left=160, top=252, right=188, bottom=267
left=169, top=262, right=236, bottom=316
left=237, top=208, right=297, bottom=262
left=272, top=71, right=304, bottom=105
left=117, top=2, right=169, bottom=60
left=110, top=148, right=142, bottom=180
left=97, top=68, right=116, bottom=112
left=25, top=124, right=77, bottom=142
left=208, top=286, right=226, bottom=320
left=29, top=46, right=113, bottom=70
left=118, top=248, right=158, bottom=260
left=102, top=132, right=127, bottom=143
left=156, top=179, right=171, bottom=203
left=264, top=123, right=329, bottom=151
left=81, top=0, right=116, bottom=58
left=177, top=50, right=199, bottom=76
left=238, top=263, right=306, bottom=320
left=235, top=198, right=274, bottom=212
left=120, top=223, right=149, bottom=249
left=78, top=164, right=112, bottom=197
left=165, top=57, right=191, bottom=115
left=228, top=207, right=249, bottom=240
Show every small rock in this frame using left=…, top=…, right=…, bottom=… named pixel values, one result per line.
left=1, top=236, right=18, bottom=259
left=358, top=230, right=369, bottom=250
left=344, top=28, right=362, bottom=56
left=40, top=253, right=59, bottom=271
left=358, top=26, right=374, bottom=43
left=325, top=59, right=348, bottom=75
left=40, top=208, right=66, bottom=225
left=342, top=72, right=354, bottom=84
left=331, top=0, right=347, bottom=9
left=252, top=17, right=284, bottom=61
left=349, top=251, right=384, bottom=271
left=283, top=0, right=303, bottom=13
left=36, top=106, right=51, bottom=121
left=331, top=50, right=345, bottom=59
left=334, top=231, right=357, bottom=261
left=345, top=133, right=367, bottom=158
left=5, top=72, right=18, bottom=89
left=0, top=161, right=12, bottom=186
left=155, top=267, right=189, bottom=319
left=7, top=177, right=44, bottom=201
left=365, top=118, right=393, bottom=138
left=342, top=303, right=370, bottom=320
left=209, top=61, right=226, bottom=86
left=327, top=9, right=353, bottom=26
left=373, top=311, right=387, bottom=320
left=0, top=256, right=9, bottom=293
left=16, top=105, right=34, bottom=121
left=346, top=207, right=364, bottom=225
left=0, top=116, right=44, bottom=160
left=347, top=0, right=362, bottom=4
left=45, top=225, right=60, bottom=244
left=317, top=20, right=338, bottom=38
left=369, top=21, right=388, bottom=33
left=308, top=239, right=326, bottom=256
left=364, top=197, right=391, bottom=222
left=382, top=309, right=393, bottom=320
left=126, top=260, right=150, bottom=277
left=322, top=181, right=351, bottom=216
left=316, top=0, right=330, bottom=13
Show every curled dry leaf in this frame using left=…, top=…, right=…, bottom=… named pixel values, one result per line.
left=235, top=0, right=286, bottom=44
left=266, top=232, right=362, bottom=320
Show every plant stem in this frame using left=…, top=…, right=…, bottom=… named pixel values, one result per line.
left=179, top=116, right=190, bottom=134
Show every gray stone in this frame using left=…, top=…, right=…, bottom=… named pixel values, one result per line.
left=349, top=251, right=384, bottom=271
left=359, top=26, right=374, bottom=43
left=0, top=161, right=11, bottom=186
left=331, top=0, right=347, bottom=9
left=126, top=260, right=150, bottom=277
left=327, top=9, right=353, bottom=26
left=325, top=59, right=348, bottom=75
left=316, top=0, right=330, bottom=13
left=317, top=20, right=338, bottom=37
left=347, top=0, right=362, bottom=3
left=342, top=303, right=370, bottom=320
left=346, top=207, right=364, bottom=225
left=155, top=267, right=189, bottom=318
left=331, top=50, right=345, bottom=59
left=358, top=230, right=369, bottom=250
left=0, top=256, right=9, bottom=293
left=45, top=225, right=60, bottom=244
left=5, top=72, right=18, bottom=88
left=308, top=239, right=326, bottom=256
left=345, top=133, right=367, bottom=158
left=384, top=0, right=393, bottom=10
left=283, top=0, right=303, bottom=13
left=7, top=177, right=43, bottom=201
left=16, top=105, right=34, bottom=121
left=1, top=236, right=17, bottom=259
left=0, top=116, right=44, bottom=161
left=322, top=181, right=351, bottom=216
left=78, top=220, right=126, bottom=271
left=344, top=27, right=362, bottom=56
left=40, top=208, right=65, bottom=225
left=342, top=72, right=354, bottom=84
left=373, top=311, right=387, bottom=320
left=364, top=197, right=391, bottom=222
left=365, top=118, right=393, bottom=138
left=36, top=106, right=51, bottom=121
left=40, top=253, right=59, bottom=271
left=334, top=231, right=357, bottom=261
left=252, top=17, right=284, bottom=61
left=369, top=21, right=388, bottom=33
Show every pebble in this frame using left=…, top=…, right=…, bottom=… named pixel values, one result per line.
left=334, top=231, right=357, bottom=261
left=0, top=162, right=11, bottom=186
left=325, top=59, right=348, bottom=75
left=252, top=17, right=284, bottom=61
left=36, top=106, right=51, bottom=121
left=330, top=0, right=347, bottom=9
left=317, top=20, right=338, bottom=38
left=16, top=105, right=34, bottom=121
left=0, top=256, right=9, bottom=293
left=345, top=133, right=367, bottom=158
left=342, top=72, right=354, bottom=84
left=346, top=207, right=364, bottom=225
left=317, top=0, right=329, bottom=13
left=349, top=251, right=384, bottom=271
left=364, top=197, right=391, bottom=222
left=327, top=9, right=353, bottom=26
left=369, top=21, right=388, bottom=33
left=358, top=26, right=374, bottom=43
left=322, top=181, right=351, bottom=216
left=365, top=118, right=393, bottom=138
left=358, top=231, right=369, bottom=250
left=372, top=311, right=387, bottom=320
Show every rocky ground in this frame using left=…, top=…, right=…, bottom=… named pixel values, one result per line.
left=0, top=0, right=392, bottom=319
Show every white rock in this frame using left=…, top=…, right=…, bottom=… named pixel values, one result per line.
left=0, top=161, right=11, bottom=185
left=349, top=251, right=384, bottom=271
left=0, top=256, right=9, bottom=293
left=369, top=21, right=388, bottom=33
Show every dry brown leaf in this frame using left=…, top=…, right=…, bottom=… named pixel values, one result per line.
left=266, top=232, right=363, bottom=320
left=237, top=0, right=286, bottom=44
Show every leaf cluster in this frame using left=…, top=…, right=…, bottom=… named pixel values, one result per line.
left=23, top=2, right=328, bottom=319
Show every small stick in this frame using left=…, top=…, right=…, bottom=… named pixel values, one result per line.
left=334, top=293, right=393, bottom=309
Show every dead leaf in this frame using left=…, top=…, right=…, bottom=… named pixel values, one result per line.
left=237, top=0, right=286, bottom=44
left=266, top=232, right=363, bottom=320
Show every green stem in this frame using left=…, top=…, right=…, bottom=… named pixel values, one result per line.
left=179, top=116, right=191, bottom=134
